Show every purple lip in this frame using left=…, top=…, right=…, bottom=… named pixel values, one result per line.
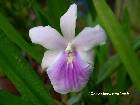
left=47, top=51, right=92, bottom=94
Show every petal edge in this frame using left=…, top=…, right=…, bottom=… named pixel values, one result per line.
left=72, top=25, right=106, bottom=51
left=60, top=4, right=77, bottom=41
left=29, top=26, right=66, bottom=50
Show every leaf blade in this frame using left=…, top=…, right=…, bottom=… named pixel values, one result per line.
left=0, top=90, right=33, bottom=105
left=92, top=0, right=140, bottom=91
left=0, top=13, right=43, bottom=63
left=0, top=34, right=54, bottom=105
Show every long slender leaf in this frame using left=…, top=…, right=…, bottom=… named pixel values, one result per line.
left=0, top=13, right=43, bottom=63
left=103, top=79, right=118, bottom=105
left=87, top=0, right=97, bottom=21
left=97, top=36, right=140, bottom=84
left=0, top=34, right=54, bottom=105
left=92, top=0, right=140, bottom=91
left=96, top=55, right=120, bottom=84
left=97, top=9, right=133, bottom=84
left=116, top=66, right=128, bottom=91
left=32, top=0, right=50, bottom=26
left=0, top=53, right=44, bottom=105
left=67, top=93, right=82, bottom=105
left=46, top=0, right=69, bottom=30
left=0, top=90, right=32, bottom=105
left=134, top=36, right=140, bottom=51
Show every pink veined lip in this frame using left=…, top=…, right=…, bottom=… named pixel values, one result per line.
left=47, top=50, right=92, bottom=94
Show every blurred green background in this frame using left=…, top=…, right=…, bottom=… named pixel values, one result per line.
left=0, top=0, right=140, bottom=105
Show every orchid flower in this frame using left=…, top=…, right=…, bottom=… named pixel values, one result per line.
left=29, top=4, right=106, bottom=94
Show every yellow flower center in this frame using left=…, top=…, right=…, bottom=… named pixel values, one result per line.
left=65, top=43, right=73, bottom=63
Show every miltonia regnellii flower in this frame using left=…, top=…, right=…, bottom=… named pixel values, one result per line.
left=29, top=4, right=106, bottom=94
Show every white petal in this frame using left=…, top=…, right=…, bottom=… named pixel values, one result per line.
left=72, top=25, right=106, bottom=51
left=60, top=4, right=77, bottom=41
left=41, top=50, right=62, bottom=69
left=78, top=50, right=94, bottom=65
left=29, top=26, right=66, bottom=50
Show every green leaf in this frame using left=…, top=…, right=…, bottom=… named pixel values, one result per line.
left=87, top=0, right=97, bottom=21
left=96, top=55, right=120, bottom=84
left=116, top=66, right=128, bottom=91
left=92, top=0, right=140, bottom=91
left=0, top=90, right=32, bottom=105
left=0, top=66, right=5, bottom=76
left=67, top=93, right=82, bottom=105
left=0, top=34, right=54, bottom=105
left=46, top=0, right=70, bottom=30
left=103, top=79, right=118, bottom=105
left=0, top=54, right=43, bottom=105
left=97, top=36, right=140, bottom=84
left=32, top=0, right=50, bottom=26
left=134, top=36, right=140, bottom=51
left=121, top=9, right=131, bottom=38
left=126, top=0, right=140, bottom=33
left=0, top=13, right=43, bottom=63
left=96, top=7, right=138, bottom=84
